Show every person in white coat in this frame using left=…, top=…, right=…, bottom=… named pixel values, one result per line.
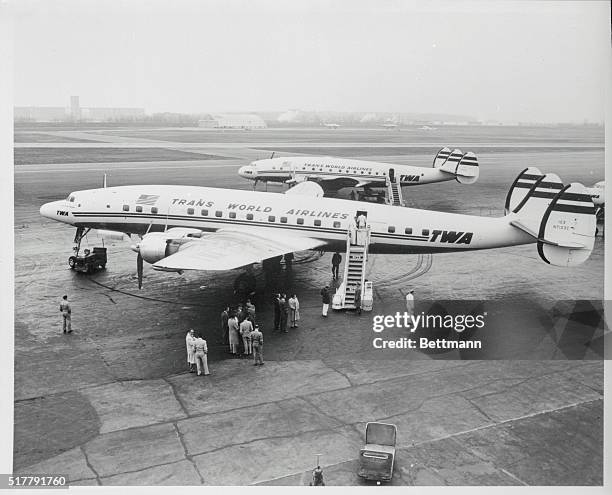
left=405, top=290, right=415, bottom=316
left=288, top=294, right=300, bottom=328
left=185, top=329, right=196, bottom=373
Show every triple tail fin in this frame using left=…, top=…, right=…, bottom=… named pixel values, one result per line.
left=506, top=169, right=597, bottom=267
left=434, top=147, right=479, bottom=184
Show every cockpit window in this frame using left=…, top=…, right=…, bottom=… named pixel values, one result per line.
left=68, top=196, right=75, bottom=202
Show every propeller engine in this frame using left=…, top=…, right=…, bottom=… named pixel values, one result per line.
left=130, top=228, right=203, bottom=288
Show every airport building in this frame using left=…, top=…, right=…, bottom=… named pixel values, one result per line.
left=198, top=113, right=267, bottom=129
left=14, top=96, right=145, bottom=122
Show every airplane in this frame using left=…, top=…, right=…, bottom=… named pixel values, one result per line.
left=584, top=181, right=605, bottom=207
left=40, top=167, right=597, bottom=289
left=237, top=147, right=479, bottom=192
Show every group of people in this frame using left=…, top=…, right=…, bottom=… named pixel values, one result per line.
left=185, top=329, right=211, bottom=376
left=220, top=300, right=264, bottom=365
left=273, top=293, right=300, bottom=332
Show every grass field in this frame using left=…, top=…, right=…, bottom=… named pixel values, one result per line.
left=14, top=147, right=230, bottom=165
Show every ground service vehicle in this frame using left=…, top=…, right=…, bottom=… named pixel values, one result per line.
left=69, top=247, right=107, bottom=273
left=358, top=422, right=397, bottom=483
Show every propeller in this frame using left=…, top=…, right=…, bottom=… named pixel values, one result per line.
left=130, top=241, right=144, bottom=289
left=137, top=251, right=143, bottom=289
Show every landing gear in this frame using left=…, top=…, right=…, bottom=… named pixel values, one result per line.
left=68, top=227, right=107, bottom=273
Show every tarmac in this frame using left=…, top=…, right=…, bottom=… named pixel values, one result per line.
left=13, top=125, right=605, bottom=485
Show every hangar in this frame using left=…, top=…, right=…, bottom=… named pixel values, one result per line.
left=198, top=113, right=267, bottom=129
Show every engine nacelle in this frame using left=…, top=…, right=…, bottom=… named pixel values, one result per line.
left=92, top=229, right=127, bottom=241
left=134, top=228, right=202, bottom=264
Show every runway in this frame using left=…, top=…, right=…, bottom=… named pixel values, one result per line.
left=13, top=125, right=605, bottom=485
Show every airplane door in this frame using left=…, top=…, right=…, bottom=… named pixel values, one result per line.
left=389, top=168, right=395, bottom=182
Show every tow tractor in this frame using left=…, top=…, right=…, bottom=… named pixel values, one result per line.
left=68, top=227, right=107, bottom=273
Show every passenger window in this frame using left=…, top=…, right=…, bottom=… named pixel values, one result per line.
left=151, top=207, right=158, bottom=214
left=215, top=211, right=222, bottom=217
left=388, top=226, right=395, bottom=233
left=229, top=212, right=236, bottom=219
left=280, top=217, right=287, bottom=223
left=314, top=219, right=321, bottom=226
left=201, top=209, right=208, bottom=216
left=405, top=227, right=412, bottom=235
left=268, top=215, right=275, bottom=222
left=246, top=213, right=254, bottom=220
left=422, top=229, right=429, bottom=236
left=187, top=208, right=194, bottom=215
left=333, top=221, right=341, bottom=228
left=297, top=218, right=304, bottom=225
left=136, top=206, right=143, bottom=213
left=122, top=205, right=129, bottom=212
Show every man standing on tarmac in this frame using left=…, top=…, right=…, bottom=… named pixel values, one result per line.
left=220, top=306, right=229, bottom=345
left=59, top=295, right=72, bottom=334
left=193, top=333, right=210, bottom=376
left=354, top=283, right=362, bottom=315
left=251, top=325, right=264, bottom=366
left=331, top=252, right=342, bottom=279
left=273, top=294, right=281, bottom=332
left=320, top=285, right=331, bottom=317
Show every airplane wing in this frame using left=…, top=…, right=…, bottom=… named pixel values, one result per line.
left=309, top=176, right=381, bottom=191
left=152, top=229, right=326, bottom=271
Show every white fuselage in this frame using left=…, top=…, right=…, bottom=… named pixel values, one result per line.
left=40, top=185, right=533, bottom=256
left=238, top=156, right=454, bottom=187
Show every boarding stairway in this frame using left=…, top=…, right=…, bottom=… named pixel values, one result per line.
left=387, top=177, right=403, bottom=206
left=332, top=224, right=371, bottom=310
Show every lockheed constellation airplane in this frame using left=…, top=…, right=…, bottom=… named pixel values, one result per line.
left=39, top=167, right=596, bottom=289
left=238, top=147, right=479, bottom=192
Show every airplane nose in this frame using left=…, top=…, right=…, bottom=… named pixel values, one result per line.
left=238, top=166, right=247, bottom=178
left=39, top=201, right=56, bottom=219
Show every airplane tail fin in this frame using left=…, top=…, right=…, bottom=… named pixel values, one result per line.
left=435, top=148, right=479, bottom=184
left=506, top=170, right=597, bottom=267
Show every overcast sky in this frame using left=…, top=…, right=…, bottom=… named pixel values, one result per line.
left=12, top=0, right=610, bottom=122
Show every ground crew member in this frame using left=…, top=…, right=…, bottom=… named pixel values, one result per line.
left=251, top=325, right=264, bottom=365
left=279, top=294, right=289, bottom=333
left=245, top=299, right=256, bottom=323
left=193, top=333, right=210, bottom=376
left=240, top=316, right=253, bottom=356
left=405, top=289, right=415, bottom=316
left=320, top=285, right=331, bottom=317
left=331, top=252, right=342, bottom=279
left=284, top=252, right=294, bottom=268
left=288, top=294, right=300, bottom=328
left=185, top=329, right=196, bottom=373
left=310, top=466, right=325, bottom=486
left=220, top=306, right=229, bottom=345
left=59, top=295, right=72, bottom=334
left=354, top=283, right=362, bottom=315
left=273, top=294, right=281, bottom=331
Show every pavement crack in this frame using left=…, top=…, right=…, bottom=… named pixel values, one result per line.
left=163, top=377, right=191, bottom=418
left=297, top=395, right=352, bottom=427
left=320, top=361, right=355, bottom=387
left=173, top=423, right=205, bottom=485
left=79, top=445, right=101, bottom=485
